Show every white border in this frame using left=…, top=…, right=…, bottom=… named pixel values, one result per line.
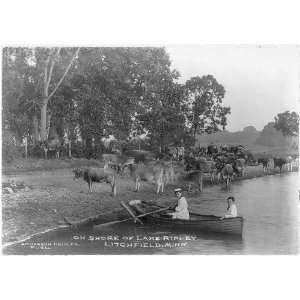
left=1, top=1, right=300, bottom=300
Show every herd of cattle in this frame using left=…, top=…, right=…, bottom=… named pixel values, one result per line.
left=72, top=147, right=299, bottom=196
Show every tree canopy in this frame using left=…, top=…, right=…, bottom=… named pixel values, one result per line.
left=274, top=111, right=299, bottom=137
left=2, top=47, right=232, bottom=157
left=185, top=75, right=230, bottom=137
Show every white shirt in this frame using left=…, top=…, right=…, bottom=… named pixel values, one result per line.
left=172, top=196, right=190, bottom=220
left=225, top=204, right=237, bottom=218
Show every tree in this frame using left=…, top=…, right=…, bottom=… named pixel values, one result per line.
left=185, top=75, right=231, bottom=138
left=74, top=47, right=185, bottom=153
left=137, top=82, right=189, bottom=151
left=37, top=47, right=80, bottom=141
left=3, top=47, right=230, bottom=158
left=2, top=47, right=80, bottom=145
left=2, top=48, right=34, bottom=142
left=274, top=111, right=299, bottom=136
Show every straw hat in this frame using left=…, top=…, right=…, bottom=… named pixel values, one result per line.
left=174, top=188, right=182, bottom=193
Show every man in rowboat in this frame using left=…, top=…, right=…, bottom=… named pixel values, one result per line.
left=168, top=188, right=190, bottom=220
left=220, top=196, right=237, bottom=219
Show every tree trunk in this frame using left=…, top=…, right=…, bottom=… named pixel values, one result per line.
left=46, top=112, right=52, bottom=139
left=68, top=140, right=72, bottom=158
left=193, top=125, right=197, bottom=140
left=33, top=115, right=40, bottom=145
left=198, top=172, right=203, bottom=192
left=40, top=99, right=48, bottom=141
left=24, top=136, right=28, bottom=159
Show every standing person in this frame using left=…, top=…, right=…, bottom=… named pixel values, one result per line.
left=169, top=188, right=190, bottom=220
left=221, top=196, right=238, bottom=219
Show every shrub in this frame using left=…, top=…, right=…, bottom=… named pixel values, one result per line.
left=2, top=130, right=23, bottom=163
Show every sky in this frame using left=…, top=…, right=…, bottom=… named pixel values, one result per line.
left=165, top=45, right=299, bottom=132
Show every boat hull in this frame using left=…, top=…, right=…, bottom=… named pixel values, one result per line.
left=130, top=203, right=244, bottom=236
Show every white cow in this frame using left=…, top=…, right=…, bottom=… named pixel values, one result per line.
left=128, top=162, right=166, bottom=194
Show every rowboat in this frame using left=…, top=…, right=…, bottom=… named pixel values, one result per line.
left=128, top=200, right=244, bottom=236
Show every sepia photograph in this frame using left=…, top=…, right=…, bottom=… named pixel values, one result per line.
left=1, top=45, right=299, bottom=255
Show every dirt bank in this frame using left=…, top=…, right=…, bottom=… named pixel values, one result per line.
left=2, top=164, right=296, bottom=246
left=1, top=168, right=177, bottom=245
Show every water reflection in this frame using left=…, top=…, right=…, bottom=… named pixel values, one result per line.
left=3, top=223, right=244, bottom=255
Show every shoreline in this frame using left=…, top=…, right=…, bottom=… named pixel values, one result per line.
left=2, top=165, right=298, bottom=247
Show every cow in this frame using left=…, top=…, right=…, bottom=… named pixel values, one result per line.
left=267, top=158, right=274, bottom=171
left=207, top=144, right=218, bottom=157
left=184, top=156, right=217, bottom=185
left=123, top=150, right=156, bottom=163
left=182, top=170, right=204, bottom=192
left=245, top=152, right=256, bottom=165
left=257, top=158, right=269, bottom=173
left=102, top=153, right=134, bottom=174
left=197, top=146, right=207, bottom=156
left=184, top=156, right=200, bottom=171
left=220, top=164, right=234, bottom=189
left=176, top=147, right=185, bottom=161
left=233, top=158, right=246, bottom=177
left=73, top=167, right=117, bottom=196
left=285, top=156, right=293, bottom=172
left=273, top=157, right=288, bottom=173
left=291, top=157, right=299, bottom=170
left=127, top=162, right=166, bottom=194
left=159, top=160, right=175, bottom=184
left=196, top=158, right=217, bottom=184
left=221, top=144, right=229, bottom=152
left=42, top=138, right=63, bottom=159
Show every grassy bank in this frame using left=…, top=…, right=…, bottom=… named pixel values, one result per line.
left=2, top=158, right=104, bottom=175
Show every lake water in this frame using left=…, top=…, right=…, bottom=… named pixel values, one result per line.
left=3, top=172, right=299, bottom=255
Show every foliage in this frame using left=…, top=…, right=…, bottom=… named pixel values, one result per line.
left=2, top=47, right=79, bottom=143
left=185, top=75, right=230, bottom=137
left=3, top=47, right=232, bottom=159
left=2, top=130, right=23, bottom=163
left=274, top=111, right=299, bottom=136
left=2, top=48, right=36, bottom=141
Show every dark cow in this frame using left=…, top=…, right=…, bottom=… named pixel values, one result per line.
left=123, top=150, right=156, bottom=163
left=273, top=157, right=289, bottom=173
left=184, top=156, right=200, bottom=171
left=257, top=158, right=269, bottom=173
left=233, top=158, right=246, bottom=177
left=42, top=138, right=63, bottom=159
left=207, top=144, right=218, bottom=156
left=245, top=152, right=256, bottom=165
left=73, top=167, right=117, bottom=196
left=182, top=170, right=204, bottom=192
left=196, top=157, right=216, bottom=183
left=184, top=156, right=216, bottom=185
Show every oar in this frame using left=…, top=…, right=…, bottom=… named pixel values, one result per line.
left=120, top=200, right=143, bottom=224
left=94, top=206, right=171, bottom=229
left=142, top=200, right=175, bottom=210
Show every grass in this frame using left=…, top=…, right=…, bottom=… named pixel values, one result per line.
left=2, top=157, right=104, bottom=174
